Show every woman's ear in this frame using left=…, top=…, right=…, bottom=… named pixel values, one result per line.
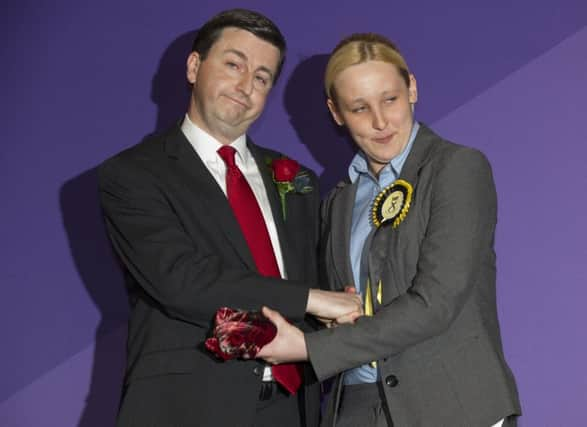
left=408, top=74, right=418, bottom=105
left=327, top=98, right=344, bottom=126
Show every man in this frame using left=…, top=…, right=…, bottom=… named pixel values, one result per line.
left=99, top=9, right=361, bottom=427
left=258, top=33, right=521, bottom=427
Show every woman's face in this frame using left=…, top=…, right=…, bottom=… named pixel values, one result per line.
left=328, top=60, right=418, bottom=176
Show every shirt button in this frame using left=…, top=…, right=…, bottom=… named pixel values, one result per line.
left=253, top=366, right=263, bottom=376
left=385, top=375, right=399, bottom=387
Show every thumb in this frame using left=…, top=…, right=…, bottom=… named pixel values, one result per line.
left=344, top=286, right=356, bottom=294
left=261, top=306, right=284, bottom=326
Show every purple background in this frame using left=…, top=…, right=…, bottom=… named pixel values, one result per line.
left=1, top=1, right=586, bottom=425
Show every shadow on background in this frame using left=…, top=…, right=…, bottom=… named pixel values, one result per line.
left=284, top=54, right=355, bottom=196
left=60, top=168, right=128, bottom=427
left=151, top=30, right=196, bottom=132
left=60, top=30, right=197, bottom=426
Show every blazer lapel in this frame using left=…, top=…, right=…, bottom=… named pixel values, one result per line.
left=368, top=123, right=439, bottom=300
left=329, top=180, right=358, bottom=288
left=247, top=141, right=301, bottom=280
left=164, top=126, right=256, bottom=271
left=397, top=123, right=437, bottom=185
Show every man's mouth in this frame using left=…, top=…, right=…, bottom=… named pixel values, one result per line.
left=224, top=95, right=250, bottom=109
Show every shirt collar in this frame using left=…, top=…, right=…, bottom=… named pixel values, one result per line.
left=348, top=121, right=420, bottom=184
left=181, top=114, right=248, bottom=164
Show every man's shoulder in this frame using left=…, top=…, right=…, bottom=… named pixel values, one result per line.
left=98, top=124, right=182, bottom=182
left=100, top=125, right=179, bottom=169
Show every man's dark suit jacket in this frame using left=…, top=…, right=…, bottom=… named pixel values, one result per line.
left=99, top=124, right=321, bottom=427
left=307, top=124, right=521, bottom=427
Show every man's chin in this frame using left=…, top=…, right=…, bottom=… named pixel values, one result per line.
left=219, top=115, right=257, bottom=133
left=212, top=121, right=249, bottom=141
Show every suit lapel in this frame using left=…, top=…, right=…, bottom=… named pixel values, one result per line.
left=164, top=125, right=256, bottom=270
left=247, top=141, right=301, bottom=280
left=329, top=180, right=358, bottom=288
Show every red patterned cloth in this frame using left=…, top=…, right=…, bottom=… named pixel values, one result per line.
left=205, top=307, right=277, bottom=361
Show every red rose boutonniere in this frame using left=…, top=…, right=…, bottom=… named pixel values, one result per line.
left=267, top=156, right=313, bottom=220
left=272, top=157, right=300, bottom=182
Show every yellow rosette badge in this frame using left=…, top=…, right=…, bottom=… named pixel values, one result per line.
left=371, top=179, right=413, bottom=229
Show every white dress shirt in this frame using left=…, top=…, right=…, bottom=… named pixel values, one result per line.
left=180, top=114, right=286, bottom=279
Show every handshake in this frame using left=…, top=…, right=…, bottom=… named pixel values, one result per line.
left=306, top=286, right=363, bottom=327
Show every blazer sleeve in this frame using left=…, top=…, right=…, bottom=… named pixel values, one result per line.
left=98, top=155, right=310, bottom=328
left=306, top=147, right=497, bottom=380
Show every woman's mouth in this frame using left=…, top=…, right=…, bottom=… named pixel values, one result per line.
left=372, top=134, right=394, bottom=144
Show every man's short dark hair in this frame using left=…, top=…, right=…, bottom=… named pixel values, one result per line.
left=191, top=8, right=287, bottom=82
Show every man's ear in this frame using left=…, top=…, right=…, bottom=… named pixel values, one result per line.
left=186, top=51, right=201, bottom=84
left=327, top=98, right=344, bottom=126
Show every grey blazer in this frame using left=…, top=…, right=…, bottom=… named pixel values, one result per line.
left=306, top=124, right=521, bottom=427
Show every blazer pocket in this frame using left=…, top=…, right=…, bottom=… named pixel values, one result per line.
left=439, top=335, right=510, bottom=420
left=387, top=353, right=465, bottom=426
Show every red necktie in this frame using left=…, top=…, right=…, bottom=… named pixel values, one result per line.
left=217, top=145, right=302, bottom=394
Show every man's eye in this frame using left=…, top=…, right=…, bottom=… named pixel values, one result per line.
left=226, top=62, right=239, bottom=70
left=255, top=75, right=268, bottom=86
left=385, top=96, right=397, bottom=103
left=351, top=106, right=366, bottom=113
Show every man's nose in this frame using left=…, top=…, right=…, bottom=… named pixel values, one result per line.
left=236, top=72, right=254, bottom=96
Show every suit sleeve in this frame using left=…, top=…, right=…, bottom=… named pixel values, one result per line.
left=306, top=148, right=497, bottom=380
left=98, top=156, right=310, bottom=328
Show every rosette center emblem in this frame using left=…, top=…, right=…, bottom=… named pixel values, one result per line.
left=371, top=179, right=413, bottom=229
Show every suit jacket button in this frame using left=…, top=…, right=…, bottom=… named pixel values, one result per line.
left=385, top=375, right=398, bottom=387
left=253, top=366, right=262, bottom=376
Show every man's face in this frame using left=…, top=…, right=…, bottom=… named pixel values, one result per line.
left=327, top=60, right=418, bottom=176
left=186, top=27, right=281, bottom=144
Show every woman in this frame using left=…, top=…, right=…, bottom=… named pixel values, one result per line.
left=258, top=33, right=521, bottom=427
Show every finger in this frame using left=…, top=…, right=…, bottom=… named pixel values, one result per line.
left=335, top=311, right=362, bottom=325
left=344, top=286, right=356, bottom=294
left=358, top=304, right=364, bottom=315
left=316, top=316, right=333, bottom=325
left=256, top=343, right=273, bottom=360
left=257, top=349, right=276, bottom=363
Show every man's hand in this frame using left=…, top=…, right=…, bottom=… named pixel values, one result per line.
left=306, top=288, right=363, bottom=321
left=257, top=306, right=308, bottom=364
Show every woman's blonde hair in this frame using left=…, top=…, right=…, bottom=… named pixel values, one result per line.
left=324, top=33, right=410, bottom=103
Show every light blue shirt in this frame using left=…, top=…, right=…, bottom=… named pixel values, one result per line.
left=344, top=121, right=420, bottom=385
